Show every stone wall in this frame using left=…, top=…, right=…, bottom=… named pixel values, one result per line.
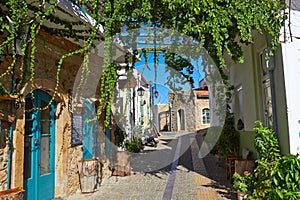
left=169, top=91, right=196, bottom=132
left=0, top=46, right=20, bottom=190
left=0, top=126, right=9, bottom=190
left=168, top=90, right=210, bottom=132
left=0, top=28, right=112, bottom=198
left=185, top=98, right=196, bottom=131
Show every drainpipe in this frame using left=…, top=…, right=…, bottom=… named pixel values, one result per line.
left=7, top=117, right=13, bottom=189
left=7, top=64, right=15, bottom=189
left=169, top=104, right=172, bottom=132
left=132, top=89, right=136, bottom=138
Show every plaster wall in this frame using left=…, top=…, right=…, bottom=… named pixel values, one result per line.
left=230, top=43, right=258, bottom=131
left=281, top=39, right=300, bottom=155
left=157, top=104, right=169, bottom=131
left=230, top=31, right=295, bottom=156
left=238, top=131, right=258, bottom=159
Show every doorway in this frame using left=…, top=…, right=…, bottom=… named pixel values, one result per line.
left=23, top=90, right=56, bottom=200
left=177, top=109, right=185, bottom=131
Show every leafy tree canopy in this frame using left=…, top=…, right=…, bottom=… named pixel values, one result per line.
left=0, top=0, right=286, bottom=115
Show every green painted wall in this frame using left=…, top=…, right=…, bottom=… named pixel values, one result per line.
left=239, top=131, right=258, bottom=159
left=230, top=34, right=291, bottom=157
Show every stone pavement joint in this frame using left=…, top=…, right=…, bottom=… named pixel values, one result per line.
left=66, top=132, right=233, bottom=200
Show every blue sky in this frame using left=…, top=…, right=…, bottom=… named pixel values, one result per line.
left=134, top=52, right=203, bottom=104
left=119, top=25, right=205, bottom=104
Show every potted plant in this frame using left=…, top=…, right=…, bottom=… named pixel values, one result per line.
left=124, top=138, right=143, bottom=153
left=233, top=171, right=254, bottom=199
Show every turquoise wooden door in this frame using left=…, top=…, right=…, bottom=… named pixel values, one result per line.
left=83, top=99, right=94, bottom=159
left=82, top=99, right=99, bottom=159
left=23, top=90, right=56, bottom=200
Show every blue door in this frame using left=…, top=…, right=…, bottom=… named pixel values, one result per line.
left=83, top=99, right=97, bottom=159
left=23, top=90, right=56, bottom=200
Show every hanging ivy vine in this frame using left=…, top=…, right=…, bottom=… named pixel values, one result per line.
left=0, top=0, right=286, bottom=121
left=0, top=0, right=101, bottom=111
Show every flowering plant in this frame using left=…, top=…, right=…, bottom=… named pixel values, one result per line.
left=233, top=171, right=254, bottom=194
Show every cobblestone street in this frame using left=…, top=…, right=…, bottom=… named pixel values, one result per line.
left=67, top=131, right=236, bottom=200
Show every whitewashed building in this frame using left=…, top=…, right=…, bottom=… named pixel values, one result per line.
left=228, top=0, right=300, bottom=157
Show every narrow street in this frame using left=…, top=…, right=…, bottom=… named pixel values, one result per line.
left=68, top=131, right=235, bottom=200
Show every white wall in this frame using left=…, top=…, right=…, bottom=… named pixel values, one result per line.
left=281, top=39, right=300, bottom=155
left=278, top=8, right=300, bottom=154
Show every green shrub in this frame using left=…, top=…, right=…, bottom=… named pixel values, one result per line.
left=124, top=138, right=143, bottom=153
left=233, top=121, right=300, bottom=199
left=254, top=121, right=281, bottom=162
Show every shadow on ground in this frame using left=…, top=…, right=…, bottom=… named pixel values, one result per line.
left=129, top=131, right=237, bottom=199
left=202, top=154, right=237, bottom=200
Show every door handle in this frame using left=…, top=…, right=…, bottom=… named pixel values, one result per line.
left=34, top=138, right=39, bottom=146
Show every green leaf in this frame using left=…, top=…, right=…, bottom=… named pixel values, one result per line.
left=278, top=171, right=284, bottom=179
left=285, top=173, right=290, bottom=184
left=276, top=189, right=284, bottom=199
left=295, top=169, right=299, bottom=179
left=274, top=176, right=279, bottom=186
left=294, top=191, right=300, bottom=197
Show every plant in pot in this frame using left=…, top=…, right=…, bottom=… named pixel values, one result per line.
left=233, top=121, right=300, bottom=199
left=124, top=137, right=143, bottom=153
left=233, top=171, right=254, bottom=199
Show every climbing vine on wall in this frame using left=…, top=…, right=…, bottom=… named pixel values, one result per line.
left=0, top=0, right=286, bottom=119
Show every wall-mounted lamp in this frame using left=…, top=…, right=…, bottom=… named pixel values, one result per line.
left=14, top=95, right=23, bottom=110
left=15, top=36, right=23, bottom=57
left=154, top=90, right=158, bottom=98
left=237, top=118, right=244, bottom=130
left=137, top=87, right=145, bottom=97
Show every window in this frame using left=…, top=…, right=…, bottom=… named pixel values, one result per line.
left=202, top=108, right=210, bottom=124
left=259, top=50, right=273, bottom=128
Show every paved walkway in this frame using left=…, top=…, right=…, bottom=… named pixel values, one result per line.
left=67, top=132, right=235, bottom=200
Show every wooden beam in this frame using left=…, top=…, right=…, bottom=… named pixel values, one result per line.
left=0, top=95, right=18, bottom=101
